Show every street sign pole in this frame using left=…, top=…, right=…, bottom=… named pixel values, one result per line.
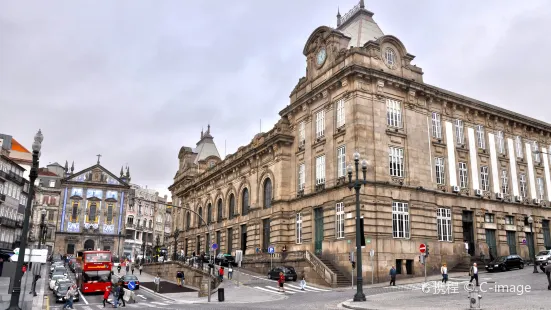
left=370, top=249, right=375, bottom=285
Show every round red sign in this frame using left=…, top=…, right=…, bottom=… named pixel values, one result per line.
left=419, top=244, right=426, bottom=253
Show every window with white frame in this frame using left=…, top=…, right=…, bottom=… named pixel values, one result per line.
left=316, top=155, right=326, bottom=185
left=298, top=121, right=305, bottom=146
left=432, top=112, right=442, bottom=139
left=296, top=213, right=302, bottom=244
left=437, top=208, right=452, bottom=242
left=496, top=131, right=505, bottom=154
left=454, top=119, right=464, bottom=145
left=458, top=162, right=468, bottom=188
left=533, top=141, right=540, bottom=162
left=389, top=147, right=404, bottom=177
left=537, top=177, right=545, bottom=200
left=519, top=173, right=527, bottom=198
left=435, top=157, right=445, bottom=185
left=298, top=164, right=305, bottom=191
left=386, top=99, right=402, bottom=128
left=392, top=202, right=410, bottom=239
left=337, top=146, right=346, bottom=178
left=515, top=136, right=523, bottom=158
left=335, top=202, right=345, bottom=239
left=49, top=180, right=56, bottom=188
left=505, top=216, right=515, bottom=225
left=336, top=99, right=345, bottom=128
left=485, top=213, right=495, bottom=223
left=476, top=125, right=486, bottom=149
left=315, top=110, right=325, bottom=139
left=480, top=166, right=490, bottom=191
left=501, top=169, right=509, bottom=194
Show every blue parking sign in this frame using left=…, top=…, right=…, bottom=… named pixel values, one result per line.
left=128, top=281, right=136, bottom=291
left=267, top=246, right=275, bottom=254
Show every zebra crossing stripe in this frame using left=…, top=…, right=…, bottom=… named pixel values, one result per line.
left=286, top=284, right=326, bottom=292
left=303, top=285, right=331, bottom=292
left=253, top=286, right=284, bottom=294
left=281, top=286, right=305, bottom=293
left=263, top=286, right=295, bottom=294
left=151, top=301, right=169, bottom=305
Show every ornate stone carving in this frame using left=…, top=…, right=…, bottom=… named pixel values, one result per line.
left=376, top=80, right=385, bottom=98
left=341, top=79, right=348, bottom=88
left=483, top=191, right=492, bottom=199
left=407, top=89, right=416, bottom=103
left=322, top=90, right=328, bottom=98
left=437, top=184, right=447, bottom=192
left=391, top=178, right=404, bottom=186
left=460, top=188, right=470, bottom=196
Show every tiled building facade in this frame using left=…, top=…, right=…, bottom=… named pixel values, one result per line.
left=169, top=2, right=551, bottom=281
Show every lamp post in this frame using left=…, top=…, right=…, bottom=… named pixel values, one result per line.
left=7, top=129, right=43, bottom=310
left=347, top=152, right=368, bottom=302
left=173, top=229, right=180, bottom=261
left=30, top=207, right=47, bottom=296
left=527, top=216, right=538, bottom=273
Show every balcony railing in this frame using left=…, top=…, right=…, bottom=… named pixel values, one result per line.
left=0, top=218, right=16, bottom=228
left=0, top=170, right=7, bottom=180
left=0, top=194, right=6, bottom=203
left=125, top=223, right=135, bottom=229
left=7, top=172, right=24, bottom=185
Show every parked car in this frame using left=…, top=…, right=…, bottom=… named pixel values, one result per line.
left=49, top=274, right=68, bottom=290
left=536, top=250, right=551, bottom=271
left=52, top=278, right=72, bottom=292
left=114, top=275, right=140, bottom=290
left=50, top=262, right=64, bottom=272
left=54, top=283, right=79, bottom=303
left=267, top=266, right=297, bottom=281
left=50, top=266, right=67, bottom=278
left=485, top=255, right=524, bottom=272
left=215, top=254, right=237, bottom=267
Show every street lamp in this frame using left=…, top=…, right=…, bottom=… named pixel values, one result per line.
left=30, top=207, right=47, bottom=296
left=173, top=229, right=180, bottom=261
left=7, top=129, right=43, bottom=310
left=347, top=152, right=368, bottom=302
left=527, top=216, right=538, bottom=273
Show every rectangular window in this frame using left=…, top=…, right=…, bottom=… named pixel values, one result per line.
left=458, top=162, right=468, bottom=188
left=536, top=177, right=545, bottom=200
left=496, top=131, right=505, bottom=154
left=315, top=110, right=325, bottom=139
left=337, top=146, right=346, bottom=178
left=516, top=136, right=524, bottom=158
left=389, top=147, right=404, bottom=178
left=296, top=213, right=302, bottom=244
left=519, top=173, right=527, bottom=198
left=298, top=164, right=305, bottom=191
left=316, top=155, right=326, bottom=185
left=501, top=169, right=509, bottom=194
left=435, top=157, right=445, bottom=185
left=431, top=112, right=442, bottom=139
left=336, top=99, right=345, bottom=128
left=392, top=202, right=410, bottom=239
left=298, top=121, right=305, bottom=146
left=533, top=141, right=540, bottom=162
left=336, top=202, right=345, bottom=239
left=107, top=204, right=114, bottom=224
left=476, top=125, right=486, bottom=149
left=48, top=211, right=54, bottom=221
left=386, top=99, right=402, bottom=128
left=454, top=119, right=464, bottom=145
left=437, top=208, right=452, bottom=242
left=505, top=216, right=515, bottom=225
left=480, top=166, right=490, bottom=191
left=485, top=213, right=495, bottom=223
left=49, top=180, right=56, bottom=188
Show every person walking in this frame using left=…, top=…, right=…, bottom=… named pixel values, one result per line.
left=131, top=265, right=135, bottom=275
left=117, top=264, right=121, bottom=274
left=441, top=263, right=448, bottom=283
left=181, top=270, right=185, bottom=286
left=125, top=264, right=130, bottom=274
left=228, top=266, right=233, bottom=280
left=176, top=271, right=182, bottom=286
left=218, top=267, right=224, bottom=282
left=117, top=282, right=126, bottom=307
left=62, top=284, right=77, bottom=310
left=299, top=272, right=306, bottom=291
left=154, top=274, right=161, bottom=293
left=112, top=284, right=119, bottom=308
left=545, top=260, right=551, bottom=290
left=389, top=266, right=397, bottom=286
left=469, top=263, right=479, bottom=286
left=139, top=265, right=143, bottom=275
left=103, top=286, right=111, bottom=308
left=278, top=271, right=285, bottom=292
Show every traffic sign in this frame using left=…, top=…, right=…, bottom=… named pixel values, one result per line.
left=212, top=243, right=218, bottom=250
left=369, top=249, right=374, bottom=257
left=522, top=238, right=527, bottom=245
left=127, top=281, right=136, bottom=291
left=419, top=243, right=426, bottom=253
left=267, top=246, right=275, bottom=254
left=366, top=238, right=371, bottom=244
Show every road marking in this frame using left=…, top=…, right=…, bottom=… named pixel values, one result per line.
left=253, top=286, right=284, bottom=295
left=263, top=286, right=295, bottom=294
left=81, top=306, right=93, bottom=310
left=281, top=286, right=305, bottom=293
left=151, top=301, right=169, bottom=305
left=79, top=290, right=89, bottom=304
left=137, top=294, right=147, bottom=299
left=285, top=284, right=320, bottom=292
left=45, top=296, right=50, bottom=310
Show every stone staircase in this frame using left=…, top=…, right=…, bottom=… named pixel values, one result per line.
left=318, top=257, right=351, bottom=287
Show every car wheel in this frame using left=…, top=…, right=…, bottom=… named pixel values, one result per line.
left=501, top=266, right=506, bottom=272
left=519, top=263, right=524, bottom=269
left=293, top=277, right=297, bottom=282
left=268, top=274, right=272, bottom=279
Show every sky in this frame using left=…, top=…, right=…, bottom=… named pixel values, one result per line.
left=1, top=0, right=550, bottom=199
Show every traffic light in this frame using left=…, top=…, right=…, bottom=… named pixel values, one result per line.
left=349, top=251, right=355, bottom=263
left=360, top=218, right=366, bottom=248
left=352, top=261, right=356, bottom=269
left=426, top=244, right=430, bottom=257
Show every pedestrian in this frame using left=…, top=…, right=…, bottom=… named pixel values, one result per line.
left=545, top=260, right=551, bottom=290
left=103, top=286, right=111, bottom=308
left=181, top=270, right=185, bottom=286
left=218, top=267, right=224, bottom=282
left=441, top=263, right=448, bottom=283
left=228, top=266, right=233, bottom=280
left=131, top=265, right=135, bottom=275
left=389, top=265, right=397, bottom=286
left=112, top=284, right=119, bottom=308
left=176, top=271, right=182, bottom=286
left=489, top=248, right=494, bottom=262
left=282, top=245, right=287, bottom=261
left=117, top=282, right=126, bottom=307
left=22, top=264, right=27, bottom=274
left=126, top=264, right=129, bottom=274
left=278, top=271, right=285, bottom=292
left=62, top=284, right=77, bottom=310
left=139, top=265, right=143, bottom=275
left=469, top=263, right=479, bottom=286
left=154, top=274, right=161, bottom=293
left=117, top=265, right=121, bottom=274
left=299, top=272, right=306, bottom=291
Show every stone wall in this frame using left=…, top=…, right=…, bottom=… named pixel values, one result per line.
left=142, top=262, right=219, bottom=297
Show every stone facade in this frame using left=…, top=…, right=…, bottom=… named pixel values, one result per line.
left=53, top=160, right=130, bottom=257
left=169, top=2, right=551, bottom=283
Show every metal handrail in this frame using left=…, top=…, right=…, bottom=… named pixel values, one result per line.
left=305, top=250, right=337, bottom=288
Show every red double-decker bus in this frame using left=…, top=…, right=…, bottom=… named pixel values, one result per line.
left=76, top=250, right=113, bottom=294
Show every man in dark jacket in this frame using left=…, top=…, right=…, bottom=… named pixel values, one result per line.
left=389, top=266, right=397, bottom=286
left=545, top=260, right=551, bottom=290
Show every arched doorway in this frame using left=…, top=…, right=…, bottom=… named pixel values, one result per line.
left=83, top=239, right=95, bottom=250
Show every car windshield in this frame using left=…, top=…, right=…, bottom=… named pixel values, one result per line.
left=83, top=270, right=111, bottom=283
left=493, top=256, right=507, bottom=263
left=537, top=251, right=550, bottom=256
left=58, top=283, right=72, bottom=291
left=123, top=275, right=138, bottom=281
left=85, top=252, right=111, bottom=263
left=52, top=275, right=65, bottom=280
left=53, top=270, right=66, bottom=275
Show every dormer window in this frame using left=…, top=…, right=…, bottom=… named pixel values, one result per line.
left=385, top=48, right=395, bottom=66
left=209, top=161, right=215, bottom=168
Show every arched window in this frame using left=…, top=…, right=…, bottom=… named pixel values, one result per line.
left=242, top=188, right=249, bottom=216
left=186, top=212, right=191, bottom=230
left=89, top=203, right=97, bottom=222
left=207, top=203, right=212, bottom=224
left=229, top=194, right=235, bottom=220
left=149, top=219, right=152, bottom=228
left=217, top=199, right=223, bottom=221
left=263, top=178, right=272, bottom=209
left=198, top=207, right=203, bottom=226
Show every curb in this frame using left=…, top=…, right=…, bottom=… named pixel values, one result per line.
left=139, top=285, right=177, bottom=302
left=339, top=300, right=379, bottom=310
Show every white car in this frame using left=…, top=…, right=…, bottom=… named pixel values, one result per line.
left=53, top=278, right=72, bottom=291
left=49, top=274, right=67, bottom=290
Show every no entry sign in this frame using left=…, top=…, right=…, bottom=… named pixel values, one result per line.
left=419, top=244, right=426, bottom=253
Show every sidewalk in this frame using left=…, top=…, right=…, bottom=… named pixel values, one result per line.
left=360, top=270, right=481, bottom=289
left=0, top=263, right=47, bottom=310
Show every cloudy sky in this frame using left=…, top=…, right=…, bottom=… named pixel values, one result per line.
left=1, top=0, right=550, bottom=198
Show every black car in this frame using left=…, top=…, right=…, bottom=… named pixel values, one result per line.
left=485, top=255, right=524, bottom=272
left=113, top=274, right=140, bottom=290
left=215, top=254, right=237, bottom=267
left=54, top=283, right=80, bottom=303
left=267, top=266, right=297, bottom=281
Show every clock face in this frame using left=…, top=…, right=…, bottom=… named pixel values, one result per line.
left=316, top=48, right=327, bottom=66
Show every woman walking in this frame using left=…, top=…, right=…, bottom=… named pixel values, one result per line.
left=278, top=272, right=285, bottom=293
left=441, top=263, right=448, bottom=283
left=139, top=265, right=143, bottom=275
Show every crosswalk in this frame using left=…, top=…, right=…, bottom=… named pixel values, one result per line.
left=251, top=283, right=331, bottom=295
left=50, top=301, right=172, bottom=309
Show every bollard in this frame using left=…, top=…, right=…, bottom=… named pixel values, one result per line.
left=218, top=287, right=224, bottom=302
